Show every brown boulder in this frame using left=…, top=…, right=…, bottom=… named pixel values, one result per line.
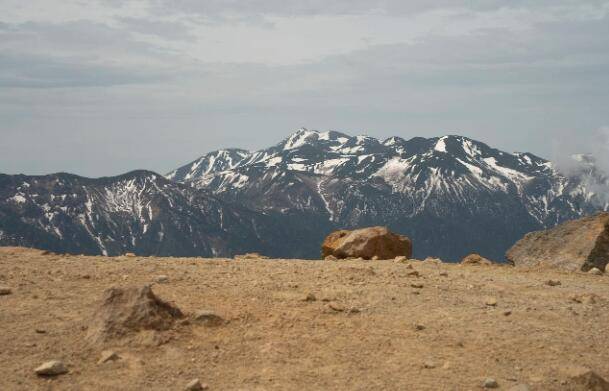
left=506, top=212, right=609, bottom=272
left=321, top=226, right=412, bottom=260
left=87, top=285, right=183, bottom=343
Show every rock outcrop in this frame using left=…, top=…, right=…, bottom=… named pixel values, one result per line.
left=461, top=254, right=493, bottom=266
left=321, top=226, right=412, bottom=260
left=87, top=285, right=183, bottom=343
left=506, top=212, right=609, bottom=272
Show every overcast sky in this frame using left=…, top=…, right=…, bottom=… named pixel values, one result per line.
left=1, top=0, right=608, bottom=177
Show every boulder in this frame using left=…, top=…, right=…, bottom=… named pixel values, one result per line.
left=321, top=227, right=412, bottom=260
left=461, top=254, right=493, bottom=266
left=506, top=212, right=609, bottom=272
left=86, top=285, right=183, bottom=343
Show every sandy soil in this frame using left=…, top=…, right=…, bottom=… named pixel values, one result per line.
left=1, top=247, right=609, bottom=390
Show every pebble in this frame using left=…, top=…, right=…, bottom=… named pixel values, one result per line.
left=324, top=255, right=337, bottom=261
left=406, top=270, right=420, bottom=277
left=371, top=256, right=380, bottom=260
left=155, top=275, right=169, bottom=283
left=184, top=378, right=208, bottom=390
left=303, top=293, right=317, bottom=302
left=546, top=279, right=561, bottom=286
left=0, top=286, right=12, bottom=295
left=503, top=310, right=512, bottom=316
left=98, top=350, right=120, bottom=364
left=414, top=324, right=425, bottom=331
left=483, top=378, right=499, bottom=388
left=485, top=297, right=498, bottom=307
left=439, top=271, right=448, bottom=277
left=394, top=256, right=408, bottom=263
left=35, top=360, right=68, bottom=376
left=588, top=267, right=603, bottom=275
left=423, top=361, right=436, bottom=369
left=193, top=310, right=225, bottom=326
left=410, top=283, right=424, bottom=289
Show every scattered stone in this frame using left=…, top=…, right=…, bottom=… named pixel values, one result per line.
left=439, top=271, right=448, bottom=277
left=124, top=252, right=136, bottom=257
left=506, top=212, right=609, bottom=272
left=35, top=360, right=68, bottom=376
left=588, top=267, right=603, bottom=275
left=155, top=275, right=169, bottom=283
left=503, top=310, right=512, bottom=316
left=192, top=310, right=224, bottom=327
left=410, top=283, right=424, bottom=289
left=483, top=378, right=499, bottom=388
left=394, top=256, right=408, bottom=263
left=324, top=255, right=337, bottom=261
left=406, top=270, right=420, bottom=277
left=35, top=328, right=46, bottom=334
left=86, top=285, right=183, bottom=343
left=81, top=274, right=91, bottom=279
left=348, top=307, right=361, bottom=314
left=97, top=350, right=120, bottom=364
left=485, top=297, right=498, bottom=307
left=423, top=361, right=436, bottom=369
left=414, top=324, right=425, bottom=331
left=371, top=255, right=380, bottom=261
left=321, top=226, right=412, bottom=260
left=461, top=254, right=493, bottom=266
left=184, top=378, right=208, bottom=391
left=545, top=279, right=561, bottom=286
left=303, top=293, right=317, bottom=302
left=0, top=286, right=12, bottom=295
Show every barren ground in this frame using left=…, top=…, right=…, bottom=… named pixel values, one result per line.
left=1, top=247, right=609, bottom=390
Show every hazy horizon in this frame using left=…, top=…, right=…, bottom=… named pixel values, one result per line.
left=1, top=1, right=608, bottom=177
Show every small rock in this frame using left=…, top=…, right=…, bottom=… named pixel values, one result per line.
left=439, top=271, right=448, bottom=277
left=605, top=263, right=609, bottom=273
left=503, top=310, right=512, bottom=316
left=545, top=279, right=561, bottom=286
left=35, top=360, right=68, bottom=376
left=410, top=283, right=424, bottom=289
left=81, top=274, right=91, bottom=279
left=423, top=257, right=442, bottom=264
left=423, top=361, right=436, bottom=369
left=327, top=302, right=345, bottom=312
left=483, top=378, right=499, bottom=388
left=303, top=292, right=317, bottom=302
left=406, top=270, right=420, bottom=277
left=588, top=267, right=603, bottom=275
left=394, top=256, right=408, bottom=263
left=485, top=297, right=498, bottom=307
left=414, top=324, right=425, bottom=331
left=124, top=252, right=136, bottom=257
left=571, top=293, right=599, bottom=304
left=98, top=350, right=120, bottom=364
left=324, top=255, right=337, bottom=261
left=184, top=378, right=208, bottom=391
left=0, top=286, right=12, bottom=295
left=155, top=275, right=169, bottom=283
left=348, top=307, right=361, bottom=314
left=35, top=329, right=46, bottom=334
left=193, top=310, right=224, bottom=327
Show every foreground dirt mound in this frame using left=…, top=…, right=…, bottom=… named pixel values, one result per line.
left=86, top=285, right=183, bottom=343
left=507, top=212, right=609, bottom=271
left=461, top=253, right=493, bottom=266
left=321, top=226, right=412, bottom=260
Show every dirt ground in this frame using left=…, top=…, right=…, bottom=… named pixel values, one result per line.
left=1, top=247, right=609, bottom=390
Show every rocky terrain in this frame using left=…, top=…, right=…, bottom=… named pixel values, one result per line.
left=2, top=129, right=608, bottom=260
left=2, top=247, right=609, bottom=390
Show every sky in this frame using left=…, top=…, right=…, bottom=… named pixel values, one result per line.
left=1, top=0, right=608, bottom=177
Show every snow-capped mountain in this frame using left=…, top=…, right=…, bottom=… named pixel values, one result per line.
left=168, top=128, right=609, bottom=260
left=0, top=170, right=308, bottom=257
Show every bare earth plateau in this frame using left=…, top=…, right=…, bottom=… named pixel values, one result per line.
left=1, top=247, right=608, bottom=390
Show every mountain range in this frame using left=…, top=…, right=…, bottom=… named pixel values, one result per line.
left=1, top=128, right=607, bottom=260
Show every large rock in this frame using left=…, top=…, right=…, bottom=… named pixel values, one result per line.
left=87, top=285, right=183, bottom=343
left=506, top=212, right=609, bottom=272
left=321, top=226, right=412, bottom=260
